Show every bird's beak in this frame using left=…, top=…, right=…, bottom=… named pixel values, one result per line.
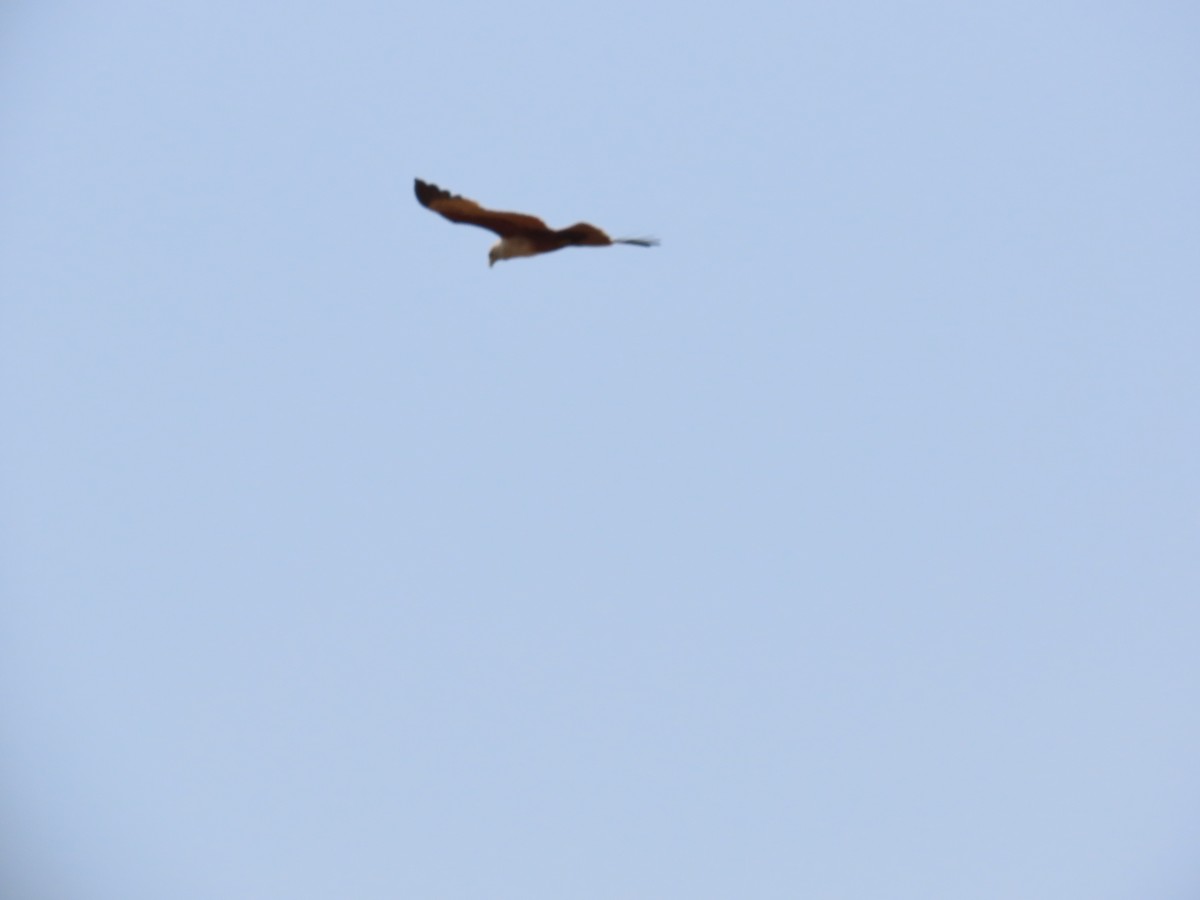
left=488, top=259, right=495, bottom=268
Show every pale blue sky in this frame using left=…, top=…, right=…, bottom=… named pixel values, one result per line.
left=2, top=2, right=1199, bottom=898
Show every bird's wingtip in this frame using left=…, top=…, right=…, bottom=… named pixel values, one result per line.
left=414, top=178, right=439, bottom=207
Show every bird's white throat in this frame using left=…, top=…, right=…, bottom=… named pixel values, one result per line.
left=489, top=236, right=538, bottom=265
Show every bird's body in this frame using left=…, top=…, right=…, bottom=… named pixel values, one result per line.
left=414, top=179, right=658, bottom=266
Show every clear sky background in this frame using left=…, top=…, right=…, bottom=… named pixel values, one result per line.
left=2, top=2, right=1198, bottom=898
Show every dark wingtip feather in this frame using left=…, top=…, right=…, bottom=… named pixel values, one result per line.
left=414, top=178, right=442, bottom=208
left=616, top=237, right=660, bottom=247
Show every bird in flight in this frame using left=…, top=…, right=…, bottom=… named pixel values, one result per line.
left=415, top=179, right=659, bottom=267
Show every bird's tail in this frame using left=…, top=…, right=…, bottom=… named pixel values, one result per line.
left=614, top=237, right=660, bottom=247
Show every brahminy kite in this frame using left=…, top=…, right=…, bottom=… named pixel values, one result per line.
left=415, top=179, right=659, bottom=267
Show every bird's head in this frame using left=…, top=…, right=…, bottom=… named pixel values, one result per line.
left=488, top=237, right=532, bottom=267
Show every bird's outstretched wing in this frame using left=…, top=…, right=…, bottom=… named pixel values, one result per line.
left=554, top=223, right=614, bottom=246
left=556, top=223, right=660, bottom=248
left=414, top=179, right=549, bottom=238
